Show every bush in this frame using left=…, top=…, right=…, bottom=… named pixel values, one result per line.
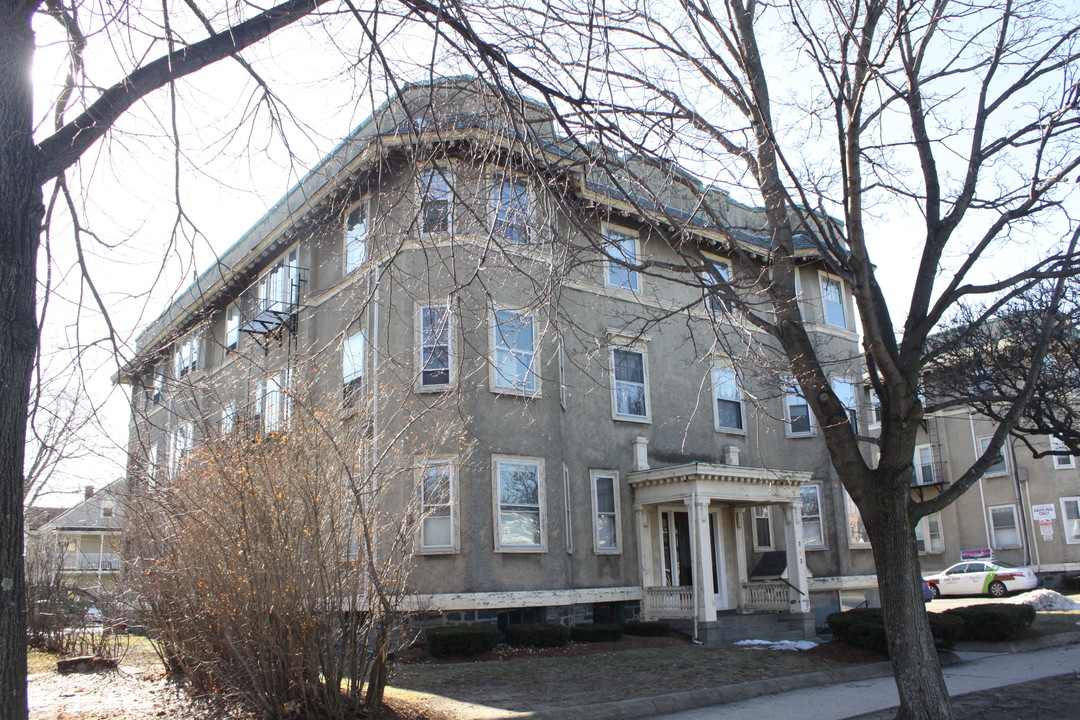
left=570, top=623, right=623, bottom=642
left=826, top=608, right=963, bottom=655
left=426, top=626, right=500, bottom=658
left=504, top=623, right=570, bottom=648
left=943, top=604, right=1036, bottom=642
left=623, top=620, right=670, bottom=637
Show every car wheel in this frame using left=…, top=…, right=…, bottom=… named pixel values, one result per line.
left=988, top=580, right=1007, bottom=598
left=931, top=584, right=941, bottom=599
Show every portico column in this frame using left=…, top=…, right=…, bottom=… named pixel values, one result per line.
left=733, top=508, right=748, bottom=612
left=783, top=502, right=811, bottom=613
left=684, top=496, right=716, bottom=622
left=635, top=505, right=654, bottom=594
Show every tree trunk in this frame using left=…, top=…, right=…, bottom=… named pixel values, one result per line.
left=0, top=2, right=44, bottom=719
left=866, top=482, right=952, bottom=720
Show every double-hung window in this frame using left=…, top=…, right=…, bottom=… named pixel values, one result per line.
left=419, top=305, right=452, bottom=388
left=752, top=506, right=773, bottom=551
left=492, top=177, right=530, bottom=244
left=915, top=513, right=944, bottom=554
left=785, top=379, right=813, bottom=436
left=821, top=274, right=847, bottom=328
left=868, top=389, right=882, bottom=429
left=492, top=310, right=537, bottom=394
left=174, top=333, right=199, bottom=379
left=611, top=347, right=649, bottom=421
left=711, top=366, right=744, bottom=432
left=420, top=461, right=456, bottom=552
left=420, top=169, right=452, bottom=235
left=845, top=491, right=871, bottom=548
left=703, top=260, right=732, bottom=312
left=494, top=456, right=544, bottom=551
left=221, top=401, right=237, bottom=435
left=1060, top=497, right=1080, bottom=543
left=912, top=444, right=937, bottom=485
left=259, top=371, right=291, bottom=433
left=1050, top=435, right=1076, bottom=469
left=342, top=331, right=365, bottom=407
left=605, top=229, right=639, bottom=291
left=977, top=436, right=1008, bottom=476
left=591, top=472, right=620, bottom=553
left=168, top=422, right=193, bottom=475
left=225, top=304, right=239, bottom=352
left=257, top=247, right=300, bottom=318
left=800, top=484, right=824, bottom=548
left=830, top=377, right=858, bottom=428
left=989, top=504, right=1020, bottom=548
left=344, top=202, right=368, bottom=273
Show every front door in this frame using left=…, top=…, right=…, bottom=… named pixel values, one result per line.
left=659, top=507, right=726, bottom=614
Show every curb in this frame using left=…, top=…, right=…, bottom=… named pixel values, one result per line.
left=498, top=632, right=1080, bottom=720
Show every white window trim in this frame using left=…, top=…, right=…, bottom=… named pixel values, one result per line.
left=830, top=376, right=859, bottom=430
left=168, top=421, right=194, bottom=476
left=800, top=483, right=826, bottom=550
left=784, top=378, right=815, bottom=437
left=603, top=225, right=640, bottom=293
left=174, top=331, right=200, bottom=379
left=225, top=303, right=239, bottom=351
left=344, top=199, right=368, bottom=275
left=590, top=470, right=622, bottom=554
left=819, top=271, right=848, bottom=330
left=701, top=256, right=733, bottom=314
left=867, top=389, right=882, bottom=430
left=221, top=401, right=237, bottom=435
left=977, top=435, right=1009, bottom=477
left=845, top=491, right=871, bottom=548
left=489, top=308, right=540, bottom=397
left=1050, top=435, right=1076, bottom=469
left=610, top=344, right=651, bottom=423
left=342, top=330, right=366, bottom=406
left=915, top=512, right=944, bottom=555
left=752, top=506, right=773, bottom=552
left=490, top=175, right=532, bottom=245
left=1060, top=497, right=1080, bottom=544
left=417, top=304, right=454, bottom=391
left=989, top=504, right=1022, bottom=549
left=912, top=443, right=937, bottom=486
left=419, top=167, right=453, bottom=236
left=418, top=460, right=458, bottom=554
left=492, top=454, right=547, bottom=553
left=711, top=365, right=746, bottom=434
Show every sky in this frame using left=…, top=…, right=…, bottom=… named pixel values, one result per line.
left=27, top=0, right=1078, bottom=506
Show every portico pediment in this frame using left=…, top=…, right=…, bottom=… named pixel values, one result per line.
left=627, top=462, right=811, bottom=506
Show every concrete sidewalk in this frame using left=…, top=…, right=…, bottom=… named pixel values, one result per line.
left=521, top=632, right=1080, bottom=720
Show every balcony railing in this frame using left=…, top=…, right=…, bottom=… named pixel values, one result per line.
left=60, top=553, right=122, bottom=572
left=643, top=585, right=694, bottom=619
left=237, top=263, right=307, bottom=337
left=741, top=581, right=790, bottom=612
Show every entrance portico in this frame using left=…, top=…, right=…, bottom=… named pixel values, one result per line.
left=627, top=459, right=813, bottom=635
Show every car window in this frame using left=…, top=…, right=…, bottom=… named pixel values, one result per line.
left=946, top=564, right=969, bottom=575
left=968, top=563, right=989, bottom=573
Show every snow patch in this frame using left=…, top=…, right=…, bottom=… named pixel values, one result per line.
left=1003, top=589, right=1080, bottom=611
left=735, top=639, right=818, bottom=651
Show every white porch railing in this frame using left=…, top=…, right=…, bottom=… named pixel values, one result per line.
left=741, top=581, right=790, bottom=612
left=643, top=586, right=694, bottom=619
left=61, top=553, right=122, bottom=572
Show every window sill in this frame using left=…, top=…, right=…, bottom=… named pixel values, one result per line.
left=490, top=386, right=541, bottom=399
left=715, top=427, right=747, bottom=436
left=416, top=548, right=459, bottom=556
left=785, top=431, right=816, bottom=439
left=416, top=383, right=454, bottom=394
left=494, top=546, right=547, bottom=554
left=613, top=414, right=651, bottom=424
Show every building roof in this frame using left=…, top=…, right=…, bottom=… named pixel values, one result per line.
left=36, top=478, right=127, bottom=533
left=120, top=76, right=836, bottom=380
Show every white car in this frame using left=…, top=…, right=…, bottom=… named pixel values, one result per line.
left=924, top=561, right=1038, bottom=598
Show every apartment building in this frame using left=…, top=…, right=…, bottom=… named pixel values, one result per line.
left=119, top=77, right=882, bottom=642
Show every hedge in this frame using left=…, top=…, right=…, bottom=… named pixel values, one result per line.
left=426, top=625, right=500, bottom=658
left=570, top=623, right=624, bottom=642
left=826, top=608, right=963, bottom=655
left=943, top=604, right=1036, bottom=642
left=504, top=623, right=570, bottom=648
left=622, top=620, right=670, bottom=637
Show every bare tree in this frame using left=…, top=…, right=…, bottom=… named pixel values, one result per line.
left=363, top=2, right=1080, bottom=718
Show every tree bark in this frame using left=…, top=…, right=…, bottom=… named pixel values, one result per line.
left=0, top=2, right=44, bottom=720
left=865, top=479, right=952, bottom=720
